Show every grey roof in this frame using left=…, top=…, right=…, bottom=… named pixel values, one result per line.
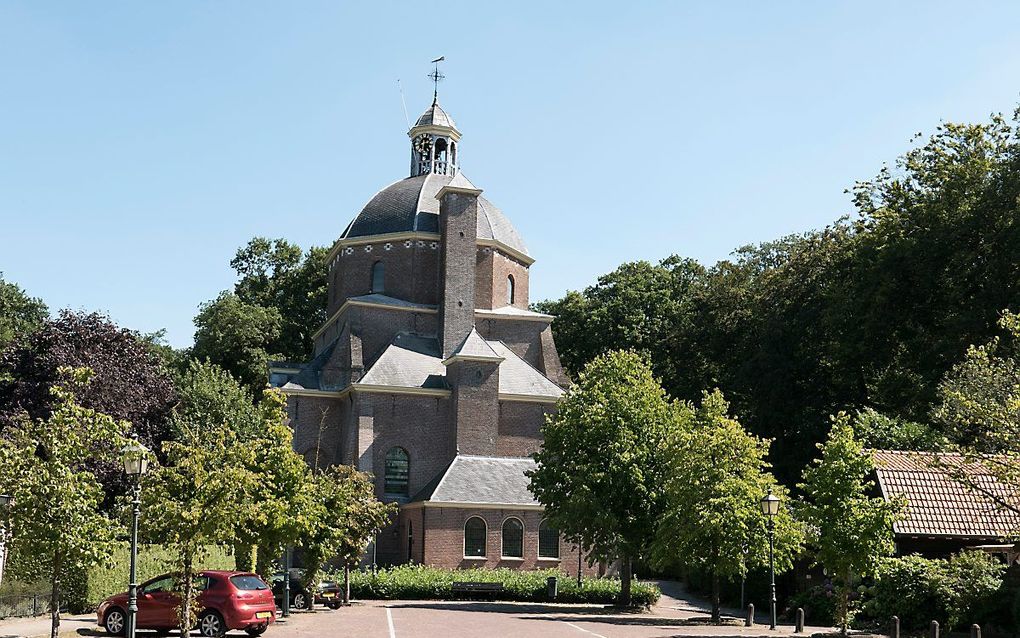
left=446, top=328, right=503, bottom=362
left=414, top=100, right=458, bottom=130
left=348, top=293, right=436, bottom=311
left=488, top=341, right=563, bottom=398
left=358, top=334, right=446, bottom=389
left=341, top=173, right=529, bottom=256
left=415, top=455, right=540, bottom=506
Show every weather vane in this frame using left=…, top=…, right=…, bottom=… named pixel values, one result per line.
left=428, top=56, right=445, bottom=103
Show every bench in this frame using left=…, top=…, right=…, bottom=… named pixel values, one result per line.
left=451, top=582, right=504, bottom=599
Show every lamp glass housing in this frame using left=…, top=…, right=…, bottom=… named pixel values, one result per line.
left=121, top=438, right=150, bottom=477
left=761, top=491, right=781, bottom=517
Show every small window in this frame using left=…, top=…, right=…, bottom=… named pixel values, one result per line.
left=371, top=261, right=385, bottom=294
left=507, top=275, right=515, bottom=306
left=502, top=518, right=524, bottom=558
left=538, top=520, right=559, bottom=558
left=384, top=447, right=409, bottom=496
left=464, top=517, right=487, bottom=557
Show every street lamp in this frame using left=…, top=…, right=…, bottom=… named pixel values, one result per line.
left=121, top=434, right=150, bottom=638
left=760, top=488, right=781, bottom=630
left=0, top=494, right=12, bottom=588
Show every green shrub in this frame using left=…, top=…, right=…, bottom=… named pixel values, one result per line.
left=787, top=584, right=837, bottom=627
left=862, top=552, right=1005, bottom=632
left=82, top=543, right=234, bottom=612
left=337, top=565, right=660, bottom=607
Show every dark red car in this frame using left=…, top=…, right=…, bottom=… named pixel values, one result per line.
left=97, top=570, right=276, bottom=637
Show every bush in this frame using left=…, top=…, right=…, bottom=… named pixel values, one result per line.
left=787, top=584, right=837, bottom=627
left=862, top=552, right=1005, bottom=632
left=338, top=565, right=660, bottom=607
left=80, top=543, right=234, bottom=612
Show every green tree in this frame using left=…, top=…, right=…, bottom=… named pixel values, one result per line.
left=191, top=292, right=282, bottom=396
left=301, top=465, right=395, bottom=603
left=230, top=237, right=328, bottom=362
left=649, top=390, right=803, bottom=622
left=0, top=273, right=47, bottom=353
left=528, top=350, right=679, bottom=606
left=850, top=407, right=947, bottom=452
left=0, top=368, right=126, bottom=638
left=141, top=417, right=251, bottom=636
left=798, top=415, right=901, bottom=634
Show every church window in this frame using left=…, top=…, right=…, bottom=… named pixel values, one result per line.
left=501, top=518, right=524, bottom=558
left=464, top=517, right=486, bottom=557
left=384, top=447, right=409, bottom=496
left=538, top=520, right=559, bottom=559
left=507, top=275, right=515, bottom=306
left=371, top=261, right=385, bottom=294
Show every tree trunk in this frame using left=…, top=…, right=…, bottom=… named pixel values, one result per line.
left=178, top=555, right=194, bottom=637
left=49, top=550, right=60, bottom=638
left=711, top=570, right=721, bottom=623
left=619, top=555, right=632, bottom=607
left=839, top=569, right=850, bottom=636
left=343, top=563, right=350, bottom=605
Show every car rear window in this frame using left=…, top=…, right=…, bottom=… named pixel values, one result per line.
left=230, top=575, right=269, bottom=591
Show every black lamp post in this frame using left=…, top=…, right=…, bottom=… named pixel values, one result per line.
left=121, top=434, right=150, bottom=638
left=0, top=494, right=12, bottom=588
left=760, top=488, right=781, bottom=631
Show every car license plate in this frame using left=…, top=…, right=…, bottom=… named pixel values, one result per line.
left=321, top=592, right=334, bottom=598
left=256, top=611, right=272, bottom=619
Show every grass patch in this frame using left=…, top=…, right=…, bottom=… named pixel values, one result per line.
left=338, top=565, right=660, bottom=607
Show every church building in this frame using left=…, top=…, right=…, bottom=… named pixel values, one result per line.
left=270, top=92, right=592, bottom=576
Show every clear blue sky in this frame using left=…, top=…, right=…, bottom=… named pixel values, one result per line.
left=3, top=2, right=1020, bottom=348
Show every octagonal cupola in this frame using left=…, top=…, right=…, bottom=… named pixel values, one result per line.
left=409, top=97, right=461, bottom=177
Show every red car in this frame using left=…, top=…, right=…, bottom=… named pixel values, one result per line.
left=97, top=570, right=276, bottom=637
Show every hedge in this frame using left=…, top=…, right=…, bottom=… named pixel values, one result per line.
left=77, top=543, right=234, bottom=612
left=338, top=565, right=660, bottom=607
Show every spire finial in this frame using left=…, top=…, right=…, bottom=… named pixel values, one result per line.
left=428, top=56, right=445, bottom=104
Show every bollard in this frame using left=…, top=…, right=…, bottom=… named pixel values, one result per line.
left=745, top=603, right=754, bottom=627
left=971, top=624, right=981, bottom=638
left=795, top=607, right=804, bottom=633
left=890, top=615, right=900, bottom=638
left=546, top=576, right=558, bottom=601
left=930, top=620, right=940, bottom=638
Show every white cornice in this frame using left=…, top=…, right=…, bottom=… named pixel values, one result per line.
left=327, top=232, right=440, bottom=263
left=311, top=298, right=439, bottom=342
left=477, top=238, right=535, bottom=266
left=353, top=384, right=450, bottom=398
left=442, top=354, right=505, bottom=366
left=498, top=393, right=562, bottom=404
left=400, top=501, right=544, bottom=512
left=278, top=387, right=349, bottom=399
left=475, top=309, right=554, bottom=323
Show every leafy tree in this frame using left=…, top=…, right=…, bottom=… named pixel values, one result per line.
left=649, top=390, right=803, bottom=622
left=0, top=311, right=176, bottom=503
left=850, top=407, right=947, bottom=452
left=935, top=309, right=1020, bottom=514
left=798, top=415, right=902, bottom=634
left=191, top=292, right=282, bottom=396
left=301, top=465, right=395, bottom=603
left=173, top=359, right=261, bottom=443
left=0, top=273, right=47, bottom=353
left=141, top=414, right=251, bottom=636
left=0, top=368, right=126, bottom=638
left=528, top=350, right=680, bottom=606
left=230, top=237, right=328, bottom=362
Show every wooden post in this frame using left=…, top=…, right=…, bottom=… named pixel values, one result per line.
left=745, top=603, right=754, bottom=627
left=795, top=607, right=804, bottom=633
left=970, top=624, right=981, bottom=638
left=890, top=615, right=900, bottom=638
left=930, top=620, right=940, bottom=638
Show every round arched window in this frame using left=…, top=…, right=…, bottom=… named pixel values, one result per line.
left=384, top=447, right=409, bottom=496
left=501, top=518, right=524, bottom=558
left=464, top=517, right=487, bottom=557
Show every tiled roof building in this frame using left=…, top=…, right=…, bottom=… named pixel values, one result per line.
left=270, top=95, right=588, bottom=574
left=872, top=450, right=1020, bottom=557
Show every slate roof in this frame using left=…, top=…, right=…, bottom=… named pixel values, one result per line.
left=445, top=328, right=503, bottom=362
left=413, top=455, right=540, bottom=506
left=872, top=450, right=1020, bottom=539
left=358, top=334, right=446, bottom=390
left=347, top=293, right=436, bottom=311
left=488, top=341, right=563, bottom=398
left=414, top=100, right=458, bottom=130
left=340, top=173, right=529, bottom=256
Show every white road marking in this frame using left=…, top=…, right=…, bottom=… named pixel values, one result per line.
left=386, top=606, right=396, bottom=638
left=564, top=621, right=608, bottom=638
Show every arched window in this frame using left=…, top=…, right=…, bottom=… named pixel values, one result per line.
left=384, top=447, right=409, bottom=496
left=501, top=518, right=524, bottom=558
left=507, top=275, right=515, bottom=306
left=464, top=517, right=486, bottom=557
left=434, top=138, right=448, bottom=164
left=450, top=142, right=457, bottom=166
left=538, top=520, right=559, bottom=559
left=371, top=261, right=385, bottom=294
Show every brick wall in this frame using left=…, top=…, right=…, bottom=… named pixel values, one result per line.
left=447, top=360, right=500, bottom=457
left=288, top=395, right=346, bottom=470
left=418, top=506, right=597, bottom=577
left=329, top=241, right=440, bottom=314
left=496, top=401, right=552, bottom=457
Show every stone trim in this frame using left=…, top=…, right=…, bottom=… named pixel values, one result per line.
left=474, top=309, right=553, bottom=323
left=476, top=238, right=535, bottom=266
left=311, top=297, right=439, bottom=342
left=327, top=232, right=441, bottom=263
left=401, top=501, right=544, bottom=511
left=442, top=354, right=505, bottom=366
left=498, top=393, right=561, bottom=404
left=354, top=384, right=450, bottom=398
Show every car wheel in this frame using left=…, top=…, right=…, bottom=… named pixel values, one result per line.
left=293, top=592, right=310, bottom=609
left=197, top=610, right=226, bottom=637
left=328, top=600, right=341, bottom=609
left=245, top=626, right=268, bottom=637
left=104, top=607, right=127, bottom=636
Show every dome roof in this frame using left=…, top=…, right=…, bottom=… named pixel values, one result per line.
left=414, top=100, right=457, bottom=130
left=341, top=173, right=529, bottom=257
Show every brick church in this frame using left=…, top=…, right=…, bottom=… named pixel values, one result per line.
left=270, top=93, right=591, bottom=576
